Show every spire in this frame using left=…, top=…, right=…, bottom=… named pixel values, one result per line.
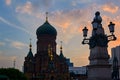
left=27, top=38, right=33, bottom=58
left=29, top=38, right=32, bottom=51
left=60, top=41, right=63, bottom=53
left=60, top=41, right=65, bottom=59
left=13, top=59, right=16, bottom=68
left=46, top=12, right=48, bottom=21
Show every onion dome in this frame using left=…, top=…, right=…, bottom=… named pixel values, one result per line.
left=36, top=13, right=57, bottom=36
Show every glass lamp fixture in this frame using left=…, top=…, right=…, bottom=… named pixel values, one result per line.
left=82, top=27, right=88, bottom=38
left=108, top=22, right=115, bottom=34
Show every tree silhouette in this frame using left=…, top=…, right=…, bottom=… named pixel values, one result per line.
left=0, top=68, right=27, bottom=80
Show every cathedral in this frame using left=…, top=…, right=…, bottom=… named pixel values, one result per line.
left=24, top=14, right=70, bottom=80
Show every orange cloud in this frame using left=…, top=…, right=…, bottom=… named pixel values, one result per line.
left=71, top=54, right=89, bottom=66
left=102, top=3, right=119, bottom=13
left=60, top=22, right=71, bottom=29
left=48, top=9, right=92, bottom=43
left=78, top=22, right=92, bottom=35
left=98, top=14, right=120, bottom=55
left=102, top=15, right=120, bottom=56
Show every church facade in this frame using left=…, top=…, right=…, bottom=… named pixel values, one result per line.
left=24, top=17, right=69, bottom=80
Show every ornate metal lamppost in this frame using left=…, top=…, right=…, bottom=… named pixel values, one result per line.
left=82, top=11, right=117, bottom=80
left=82, top=12, right=116, bottom=47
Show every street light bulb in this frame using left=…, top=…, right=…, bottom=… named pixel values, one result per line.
left=108, top=22, right=115, bottom=34
left=82, top=27, right=88, bottom=38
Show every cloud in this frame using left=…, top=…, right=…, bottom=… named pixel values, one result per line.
left=0, top=42, right=5, bottom=46
left=71, top=54, right=89, bottom=66
left=99, top=13, right=120, bottom=55
left=0, top=52, right=24, bottom=70
left=102, top=3, right=119, bottom=13
left=16, top=1, right=33, bottom=15
left=11, top=41, right=27, bottom=49
left=0, top=54, right=16, bottom=61
left=16, top=0, right=54, bottom=15
left=71, top=0, right=92, bottom=6
left=32, top=0, right=54, bottom=10
left=16, top=4, right=95, bottom=44
left=14, top=1, right=120, bottom=67
left=5, top=0, right=11, bottom=6
left=5, top=39, right=27, bottom=49
left=49, top=9, right=93, bottom=43
left=0, top=16, right=30, bottom=34
left=0, top=53, right=17, bottom=68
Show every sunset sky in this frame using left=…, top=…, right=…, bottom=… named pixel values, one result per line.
left=0, top=0, right=120, bottom=71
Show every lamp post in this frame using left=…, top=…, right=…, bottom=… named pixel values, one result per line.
left=82, top=11, right=117, bottom=80
left=82, top=12, right=116, bottom=48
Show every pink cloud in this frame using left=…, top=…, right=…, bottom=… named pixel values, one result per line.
left=5, top=0, right=11, bottom=6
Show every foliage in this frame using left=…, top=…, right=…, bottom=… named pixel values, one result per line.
left=0, top=68, right=27, bottom=80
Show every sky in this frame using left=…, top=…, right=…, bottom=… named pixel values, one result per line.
left=0, top=0, right=120, bottom=71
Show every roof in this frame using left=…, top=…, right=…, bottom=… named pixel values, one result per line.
left=69, top=67, right=87, bottom=75
left=36, top=21, right=57, bottom=36
left=27, top=49, right=33, bottom=58
left=59, top=53, right=65, bottom=59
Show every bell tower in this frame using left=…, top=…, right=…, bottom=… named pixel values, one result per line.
left=33, top=13, right=69, bottom=80
left=24, top=39, right=34, bottom=80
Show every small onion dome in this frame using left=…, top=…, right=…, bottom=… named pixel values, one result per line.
left=36, top=21, right=57, bottom=36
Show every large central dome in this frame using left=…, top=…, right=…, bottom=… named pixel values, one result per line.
left=36, top=20, right=57, bottom=36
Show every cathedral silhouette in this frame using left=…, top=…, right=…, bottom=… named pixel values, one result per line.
left=24, top=14, right=70, bottom=80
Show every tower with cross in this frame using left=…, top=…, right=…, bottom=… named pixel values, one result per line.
left=24, top=13, right=70, bottom=80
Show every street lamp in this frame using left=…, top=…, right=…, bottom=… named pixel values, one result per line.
left=82, top=27, right=88, bottom=38
left=82, top=27, right=90, bottom=44
left=107, top=22, right=116, bottom=42
left=82, top=11, right=117, bottom=80
left=108, top=22, right=115, bottom=34
left=82, top=11, right=117, bottom=48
